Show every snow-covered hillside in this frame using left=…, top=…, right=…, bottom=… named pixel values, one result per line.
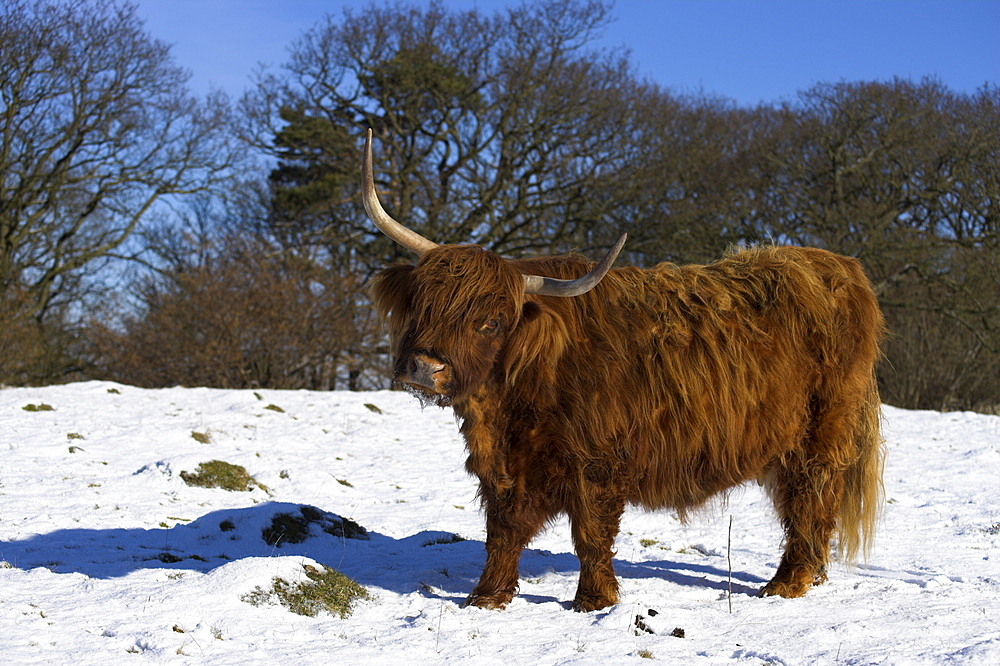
left=1, top=382, right=997, bottom=664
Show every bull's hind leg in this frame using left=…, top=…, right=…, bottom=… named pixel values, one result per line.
left=763, top=389, right=871, bottom=597
left=568, top=488, right=626, bottom=612
left=761, top=452, right=845, bottom=598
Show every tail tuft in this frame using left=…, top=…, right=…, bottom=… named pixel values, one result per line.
left=838, top=373, right=885, bottom=563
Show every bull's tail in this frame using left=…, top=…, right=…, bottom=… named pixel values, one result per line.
left=837, top=372, right=886, bottom=563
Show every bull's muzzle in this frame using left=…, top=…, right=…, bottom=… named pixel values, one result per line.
left=401, top=354, right=448, bottom=394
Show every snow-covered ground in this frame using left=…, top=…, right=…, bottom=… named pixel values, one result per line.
left=1, top=382, right=997, bottom=664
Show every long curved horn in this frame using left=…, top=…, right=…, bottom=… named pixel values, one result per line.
left=362, top=129, right=439, bottom=257
left=523, top=233, right=627, bottom=297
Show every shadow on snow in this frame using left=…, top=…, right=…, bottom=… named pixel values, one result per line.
left=0, top=501, right=765, bottom=604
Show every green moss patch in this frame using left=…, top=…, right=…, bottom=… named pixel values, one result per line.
left=242, top=564, right=370, bottom=618
left=179, top=460, right=268, bottom=493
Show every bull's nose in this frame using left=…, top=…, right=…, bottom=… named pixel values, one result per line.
left=404, top=354, right=446, bottom=392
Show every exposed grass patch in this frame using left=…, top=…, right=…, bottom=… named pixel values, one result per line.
left=336, top=478, right=353, bottom=488
left=323, top=515, right=368, bottom=540
left=156, top=552, right=183, bottom=564
left=242, top=564, right=370, bottom=618
left=191, top=431, right=211, bottom=444
left=179, top=460, right=268, bottom=493
left=264, top=404, right=285, bottom=413
left=262, top=506, right=369, bottom=546
left=262, top=512, right=312, bottom=546
left=67, top=433, right=84, bottom=440
left=363, top=403, right=382, bottom=414
left=677, top=544, right=713, bottom=556
left=22, top=403, right=54, bottom=412
left=423, top=533, right=466, bottom=547
left=639, top=538, right=658, bottom=548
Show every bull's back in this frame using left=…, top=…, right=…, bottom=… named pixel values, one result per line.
left=546, top=246, right=881, bottom=512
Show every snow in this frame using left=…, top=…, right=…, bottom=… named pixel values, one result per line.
left=1, top=381, right=998, bottom=664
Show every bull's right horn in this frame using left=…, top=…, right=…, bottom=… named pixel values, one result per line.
left=523, top=233, right=627, bottom=297
left=362, top=129, right=439, bottom=257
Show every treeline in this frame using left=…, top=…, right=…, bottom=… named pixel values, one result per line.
left=2, top=0, right=997, bottom=412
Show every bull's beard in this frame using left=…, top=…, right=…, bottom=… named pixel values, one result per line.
left=396, top=379, right=453, bottom=408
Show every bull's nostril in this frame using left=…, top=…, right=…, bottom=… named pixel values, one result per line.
left=404, top=354, right=446, bottom=392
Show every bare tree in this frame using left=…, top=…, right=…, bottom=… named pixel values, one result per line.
left=239, top=0, right=649, bottom=272
left=88, top=221, right=381, bottom=391
left=0, top=0, right=242, bottom=382
left=747, top=79, right=1000, bottom=410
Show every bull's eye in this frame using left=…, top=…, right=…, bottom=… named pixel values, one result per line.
left=479, top=319, right=500, bottom=335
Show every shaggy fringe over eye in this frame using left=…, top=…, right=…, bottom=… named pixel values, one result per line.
left=367, top=263, right=416, bottom=360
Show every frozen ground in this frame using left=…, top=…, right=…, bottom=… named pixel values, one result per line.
left=1, top=382, right=997, bottom=664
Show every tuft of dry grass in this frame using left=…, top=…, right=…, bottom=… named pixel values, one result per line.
left=242, top=564, right=370, bottom=618
left=179, top=460, right=268, bottom=493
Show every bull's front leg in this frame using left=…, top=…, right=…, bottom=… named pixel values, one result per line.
left=463, top=489, right=547, bottom=610
left=569, top=486, right=626, bottom=612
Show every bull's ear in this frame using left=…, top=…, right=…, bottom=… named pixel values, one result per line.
left=521, top=300, right=543, bottom=323
left=368, top=264, right=415, bottom=323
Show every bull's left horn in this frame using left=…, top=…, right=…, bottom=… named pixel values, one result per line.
left=362, top=129, right=439, bottom=257
left=523, top=233, right=627, bottom=297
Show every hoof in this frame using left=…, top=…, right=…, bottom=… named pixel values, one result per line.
left=759, top=579, right=810, bottom=598
left=461, top=592, right=512, bottom=610
left=761, top=565, right=827, bottom=598
left=572, top=593, right=617, bottom=612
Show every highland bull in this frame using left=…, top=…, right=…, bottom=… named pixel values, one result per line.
left=362, top=130, right=885, bottom=611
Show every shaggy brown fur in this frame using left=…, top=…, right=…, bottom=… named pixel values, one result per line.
left=369, top=243, right=886, bottom=611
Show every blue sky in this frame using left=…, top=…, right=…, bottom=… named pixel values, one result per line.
left=136, top=0, right=999, bottom=106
